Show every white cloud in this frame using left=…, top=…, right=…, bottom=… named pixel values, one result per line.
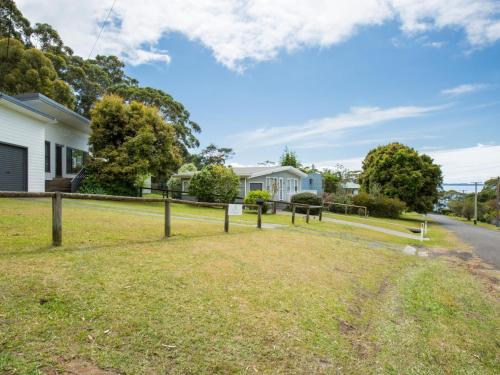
left=16, top=0, right=500, bottom=69
left=441, top=83, right=489, bottom=96
left=428, top=144, right=500, bottom=183
left=231, top=104, right=445, bottom=148
left=314, top=144, right=500, bottom=183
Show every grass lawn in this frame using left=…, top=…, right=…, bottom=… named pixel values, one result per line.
left=0, top=198, right=498, bottom=374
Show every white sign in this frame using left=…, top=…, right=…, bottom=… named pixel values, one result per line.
left=228, top=204, right=243, bottom=216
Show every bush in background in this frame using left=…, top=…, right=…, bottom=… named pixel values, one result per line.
left=352, top=192, right=406, bottom=218
left=291, top=192, right=323, bottom=214
left=188, top=165, right=239, bottom=203
left=244, top=190, right=272, bottom=214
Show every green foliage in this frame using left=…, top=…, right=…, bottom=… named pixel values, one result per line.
left=448, top=197, right=488, bottom=221
left=0, top=38, right=75, bottom=108
left=244, top=190, right=272, bottom=214
left=291, top=192, right=322, bottom=214
left=110, top=85, right=201, bottom=154
left=352, top=192, right=406, bottom=218
left=191, top=144, right=234, bottom=169
left=359, top=143, right=443, bottom=213
left=280, top=146, right=301, bottom=168
left=77, top=175, right=109, bottom=195
left=322, top=170, right=341, bottom=193
left=188, top=165, right=239, bottom=203
left=0, top=1, right=200, bottom=153
left=86, top=95, right=182, bottom=196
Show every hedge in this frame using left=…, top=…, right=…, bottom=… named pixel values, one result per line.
left=244, top=190, right=272, bottom=214
left=291, top=192, right=322, bottom=214
left=352, top=192, right=406, bottom=218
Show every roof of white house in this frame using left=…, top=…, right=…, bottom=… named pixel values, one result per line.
left=342, top=182, right=360, bottom=189
left=0, top=92, right=57, bottom=123
left=173, top=165, right=307, bottom=179
left=14, top=93, right=90, bottom=133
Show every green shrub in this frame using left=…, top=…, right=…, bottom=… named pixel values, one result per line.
left=352, top=192, right=406, bottom=218
left=188, top=165, right=239, bottom=203
left=244, top=190, right=271, bottom=214
left=291, top=192, right=322, bottom=214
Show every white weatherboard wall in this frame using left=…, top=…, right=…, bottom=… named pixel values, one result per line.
left=44, top=123, right=89, bottom=180
left=0, top=104, right=48, bottom=192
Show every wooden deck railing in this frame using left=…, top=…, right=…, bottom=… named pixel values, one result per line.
left=0, top=192, right=323, bottom=246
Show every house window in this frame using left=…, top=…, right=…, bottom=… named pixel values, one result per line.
left=45, top=141, right=50, bottom=172
left=66, top=147, right=87, bottom=174
left=249, top=182, right=263, bottom=191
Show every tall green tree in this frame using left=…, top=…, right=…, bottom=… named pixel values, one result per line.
left=192, top=144, right=235, bottom=168
left=280, top=146, right=301, bottom=168
left=110, top=85, right=201, bottom=154
left=0, top=0, right=201, bottom=153
left=0, top=37, right=75, bottom=108
left=0, top=0, right=31, bottom=43
left=359, top=143, right=443, bottom=213
left=86, top=95, right=182, bottom=195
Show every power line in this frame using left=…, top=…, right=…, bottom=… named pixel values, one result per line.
left=87, top=0, right=117, bottom=59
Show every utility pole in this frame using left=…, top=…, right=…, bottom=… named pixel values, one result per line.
left=473, top=182, right=478, bottom=225
left=496, top=177, right=499, bottom=228
left=462, top=190, right=466, bottom=218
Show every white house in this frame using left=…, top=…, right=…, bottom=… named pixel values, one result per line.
left=173, top=166, right=308, bottom=202
left=0, top=92, right=90, bottom=192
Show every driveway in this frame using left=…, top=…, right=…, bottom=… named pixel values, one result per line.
left=428, top=214, right=500, bottom=269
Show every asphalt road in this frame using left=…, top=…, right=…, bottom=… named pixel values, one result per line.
left=428, top=214, right=500, bottom=269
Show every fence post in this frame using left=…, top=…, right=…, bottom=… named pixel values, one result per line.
left=306, top=206, right=310, bottom=224
left=319, top=207, right=323, bottom=221
left=344, top=205, right=348, bottom=214
left=164, top=200, right=171, bottom=238
left=420, top=223, right=424, bottom=242
left=273, top=201, right=277, bottom=214
left=224, top=205, right=229, bottom=233
left=257, top=205, right=262, bottom=229
left=52, top=192, right=62, bottom=246
left=292, top=204, right=296, bottom=224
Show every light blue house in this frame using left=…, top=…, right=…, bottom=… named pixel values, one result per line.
left=173, top=166, right=307, bottom=202
left=301, top=172, right=324, bottom=196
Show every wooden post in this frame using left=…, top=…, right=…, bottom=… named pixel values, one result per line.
left=273, top=201, right=277, bottom=214
left=306, top=206, right=310, bottom=224
left=319, top=207, right=323, bottom=221
left=224, top=205, right=229, bottom=233
left=292, top=204, right=296, bottom=224
left=164, top=200, right=171, bottom=238
left=52, top=192, right=62, bottom=246
left=344, top=205, right=348, bottom=215
left=257, top=205, right=262, bottom=229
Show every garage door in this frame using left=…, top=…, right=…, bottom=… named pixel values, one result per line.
left=0, top=143, right=27, bottom=191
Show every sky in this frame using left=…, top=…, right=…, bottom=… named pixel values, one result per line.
left=17, top=0, right=500, bottom=183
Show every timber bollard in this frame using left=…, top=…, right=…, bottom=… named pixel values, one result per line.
left=306, top=206, right=310, bottom=224
left=52, top=192, right=62, bottom=246
left=319, top=207, right=323, bottom=221
left=257, top=205, right=262, bottom=229
left=292, top=204, right=296, bottom=224
left=164, top=200, right=171, bottom=237
left=224, top=205, right=229, bottom=232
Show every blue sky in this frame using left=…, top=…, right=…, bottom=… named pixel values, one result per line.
left=17, top=0, right=500, bottom=182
